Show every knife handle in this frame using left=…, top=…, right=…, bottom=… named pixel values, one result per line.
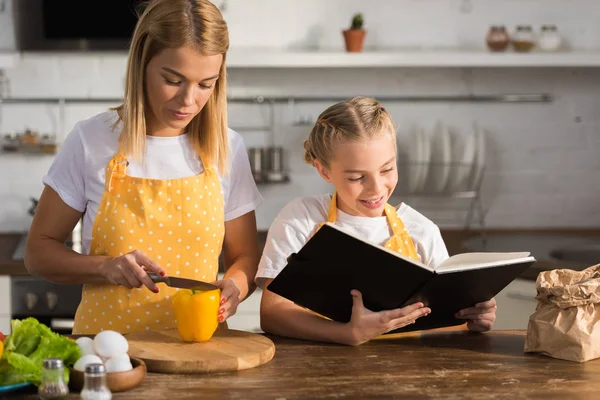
left=148, top=273, right=166, bottom=283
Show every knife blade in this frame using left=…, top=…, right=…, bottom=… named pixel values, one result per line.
left=148, top=273, right=219, bottom=291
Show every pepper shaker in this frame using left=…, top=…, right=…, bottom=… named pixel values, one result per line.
left=38, top=358, right=69, bottom=400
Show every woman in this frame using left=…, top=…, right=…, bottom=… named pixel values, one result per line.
left=24, top=0, right=263, bottom=335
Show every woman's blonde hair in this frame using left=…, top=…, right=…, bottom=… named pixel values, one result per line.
left=304, top=96, right=396, bottom=167
left=113, top=0, right=230, bottom=173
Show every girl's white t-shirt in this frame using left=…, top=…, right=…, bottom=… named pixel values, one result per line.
left=43, top=110, right=263, bottom=255
left=256, top=193, right=449, bottom=288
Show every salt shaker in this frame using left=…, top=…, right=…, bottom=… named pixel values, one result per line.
left=38, top=358, right=70, bottom=400
left=80, top=363, right=112, bottom=400
left=539, top=25, right=562, bottom=51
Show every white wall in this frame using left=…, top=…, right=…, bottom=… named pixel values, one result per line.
left=1, top=0, right=600, bottom=232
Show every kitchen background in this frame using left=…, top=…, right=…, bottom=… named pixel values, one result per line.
left=1, top=0, right=600, bottom=334
left=1, top=0, right=600, bottom=231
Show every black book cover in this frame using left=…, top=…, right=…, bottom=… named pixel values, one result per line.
left=267, top=223, right=536, bottom=332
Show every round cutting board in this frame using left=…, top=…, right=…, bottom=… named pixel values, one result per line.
left=126, top=328, right=275, bottom=374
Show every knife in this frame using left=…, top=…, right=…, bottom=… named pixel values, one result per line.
left=148, top=273, right=219, bottom=291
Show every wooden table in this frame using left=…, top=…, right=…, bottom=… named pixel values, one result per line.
left=5, top=329, right=599, bottom=399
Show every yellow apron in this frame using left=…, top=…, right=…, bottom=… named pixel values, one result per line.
left=321, top=192, right=420, bottom=261
left=72, top=151, right=225, bottom=335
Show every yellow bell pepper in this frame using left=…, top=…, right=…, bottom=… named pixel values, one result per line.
left=172, top=288, right=221, bottom=342
left=0, top=339, right=3, bottom=359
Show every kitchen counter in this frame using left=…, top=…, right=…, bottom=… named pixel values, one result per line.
left=442, top=229, right=600, bottom=281
left=5, top=329, right=600, bottom=399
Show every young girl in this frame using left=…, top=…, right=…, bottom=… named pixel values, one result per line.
left=256, top=96, right=497, bottom=346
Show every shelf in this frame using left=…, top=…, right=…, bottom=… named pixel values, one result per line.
left=0, top=93, right=553, bottom=104
left=2, top=49, right=600, bottom=69
left=226, top=49, right=600, bottom=68
left=0, top=52, right=18, bottom=69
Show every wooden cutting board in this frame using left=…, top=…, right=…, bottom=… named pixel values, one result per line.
left=126, top=328, right=275, bottom=374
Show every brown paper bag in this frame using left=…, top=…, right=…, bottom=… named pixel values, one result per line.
left=524, top=264, right=600, bottom=362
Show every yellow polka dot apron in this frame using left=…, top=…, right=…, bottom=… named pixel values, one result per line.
left=321, top=192, right=420, bottom=261
left=72, top=151, right=224, bottom=335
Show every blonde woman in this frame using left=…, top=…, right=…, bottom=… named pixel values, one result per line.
left=256, top=97, right=497, bottom=345
left=25, top=0, right=262, bottom=335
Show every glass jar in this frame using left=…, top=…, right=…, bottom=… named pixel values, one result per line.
left=40, top=134, right=58, bottom=154
left=486, top=26, right=510, bottom=52
left=512, top=25, right=536, bottom=52
left=2, top=133, right=19, bottom=152
left=38, top=358, right=70, bottom=400
left=80, top=363, right=112, bottom=400
left=539, top=25, right=561, bottom=51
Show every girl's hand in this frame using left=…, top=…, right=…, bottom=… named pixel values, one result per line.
left=98, top=250, right=165, bottom=292
left=213, top=278, right=241, bottom=323
left=456, top=298, right=497, bottom=332
left=344, top=290, right=431, bottom=346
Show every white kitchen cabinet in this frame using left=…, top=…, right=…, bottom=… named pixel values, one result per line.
left=214, top=272, right=262, bottom=332
left=493, top=278, right=538, bottom=330
left=0, top=276, right=11, bottom=334
left=0, top=316, right=10, bottom=334
left=0, top=276, right=10, bottom=315
left=227, top=289, right=262, bottom=333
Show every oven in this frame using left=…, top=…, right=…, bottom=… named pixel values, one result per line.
left=10, top=276, right=82, bottom=335
left=11, top=233, right=83, bottom=336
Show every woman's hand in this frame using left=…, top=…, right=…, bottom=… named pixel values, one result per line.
left=344, top=290, right=431, bottom=346
left=98, top=250, right=166, bottom=292
left=456, top=298, right=497, bottom=332
left=213, top=278, right=241, bottom=323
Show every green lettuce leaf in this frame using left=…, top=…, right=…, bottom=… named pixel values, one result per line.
left=1, top=353, right=39, bottom=385
left=0, top=318, right=81, bottom=386
left=3, top=318, right=42, bottom=356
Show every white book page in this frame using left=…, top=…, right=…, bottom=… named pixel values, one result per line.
left=323, top=222, right=434, bottom=272
left=436, top=252, right=535, bottom=273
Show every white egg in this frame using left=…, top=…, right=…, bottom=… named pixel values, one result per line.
left=76, top=337, right=96, bottom=356
left=93, top=330, right=129, bottom=359
left=74, top=354, right=104, bottom=372
left=105, top=354, right=133, bottom=373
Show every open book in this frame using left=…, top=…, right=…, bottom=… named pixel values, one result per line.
left=267, top=222, right=536, bottom=333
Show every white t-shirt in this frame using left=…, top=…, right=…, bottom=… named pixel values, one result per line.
left=43, top=110, right=263, bottom=255
left=256, top=193, right=449, bottom=288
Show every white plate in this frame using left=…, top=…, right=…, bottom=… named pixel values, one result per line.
left=415, top=128, right=431, bottom=193
left=0, top=383, right=32, bottom=394
left=446, top=127, right=477, bottom=192
left=405, top=128, right=423, bottom=193
left=469, top=123, right=486, bottom=190
left=426, top=122, right=452, bottom=193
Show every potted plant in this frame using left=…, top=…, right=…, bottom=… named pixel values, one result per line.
left=342, top=13, right=366, bottom=52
